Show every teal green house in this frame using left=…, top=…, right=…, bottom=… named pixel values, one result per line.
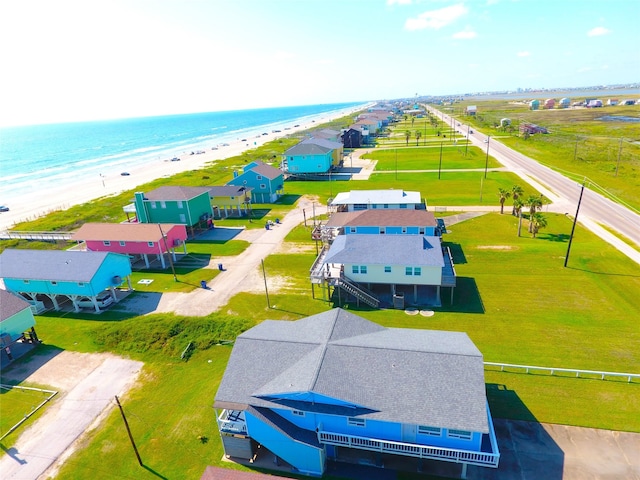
left=129, top=186, right=213, bottom=235
left=0, top=289, right=38, bottom=365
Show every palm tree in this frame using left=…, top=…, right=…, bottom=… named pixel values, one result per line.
left=511, top=185, right=524, bottom=215
left=497, top=188, right=511, bottom=214
left=405, top=130, right=411, bottom=146
left=525, top=194, right=543, bottom=232
left=415, top=130, right=422, bottom=146
left=513, top=198, right=525, bottom=236
left=530, top=212, right=547, bottom=238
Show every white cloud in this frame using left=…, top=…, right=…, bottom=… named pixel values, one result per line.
left=588, top=26, right=610, bottom=37
left=517, top=51, right=530, bottom=57
left=405, top=3, right=468, bottom=30
left=452, top=30, right=477, bottom=39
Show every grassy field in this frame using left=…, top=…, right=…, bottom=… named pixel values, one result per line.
left=2, top=109, right=639, bottom=478
left=361, top=145, right=501, bottom=171
left=447, top=98, right=640, bottom=210
left=0, top=379, right=58, bottom=442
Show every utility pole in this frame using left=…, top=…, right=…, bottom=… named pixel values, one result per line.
left=158, top=224, right=177, bottom=282
left=564, top=180, right=586, bottom=268
left=438, top=142, right=443, bottom=179
left=115, top=396, right=143, bottom=467
left=261, top=259, right=271, bottom=308
left=465, top=125, right=470, bottom=156
left=484, top=136, right=491, bottom=179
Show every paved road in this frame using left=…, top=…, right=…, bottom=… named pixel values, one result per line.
left=428, top=107, right=640, bottom=265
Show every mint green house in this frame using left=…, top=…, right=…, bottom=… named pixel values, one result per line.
left=1, top=289, right=39, bottom=365
left=129, top=186, right=213, bottom=235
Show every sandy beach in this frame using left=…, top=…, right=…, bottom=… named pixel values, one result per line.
left=0, top=105, right=370, bottom=231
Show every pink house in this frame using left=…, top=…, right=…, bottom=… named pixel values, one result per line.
left=71, top=223, right=187, bottom=269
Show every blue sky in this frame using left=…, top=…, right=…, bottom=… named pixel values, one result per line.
left=0, top=0, right=638, bottom=126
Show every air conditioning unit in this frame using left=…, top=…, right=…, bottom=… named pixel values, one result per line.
left=113, top=276, right=122, bottom=285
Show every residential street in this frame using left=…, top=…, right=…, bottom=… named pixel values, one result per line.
left=430, top=108, right=640, bottom=265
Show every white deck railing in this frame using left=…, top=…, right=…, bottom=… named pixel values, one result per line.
left=317, top=430, right=499, bottom=468
left=485, top=362, right=639, bottom=383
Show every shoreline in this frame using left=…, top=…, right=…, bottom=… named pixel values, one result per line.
left=0, top=104, right=372, bottom=231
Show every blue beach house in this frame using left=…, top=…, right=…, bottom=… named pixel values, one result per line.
left=214, top=308, right=500, bottom=477
left=227, top=161, right=283, bottom=203
left=0, top=249, right=132, bottom=313
left=283, top=138, right=343, bottom=174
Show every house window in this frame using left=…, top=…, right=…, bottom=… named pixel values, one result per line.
left=384, top=266, right=391, bottom=273
left=414, top=267, right=421, bottom=276
left=257, top=175, right=263, bottom=180
left=353, top=204, right=367, bottom=211
left=78, top=282, right=85, bottom=287
left=352, top=265, right=359, bottom=274
left=160, top=201, right=167, bottom=209
left=23, top=280, right=30, bottom=284
left=372, top=204, right=377, bottom=209
left=405, top=267, right=413, bottom=275
left=448, top=429, right=472, bottom=440
left=103, top=241, right=111, bottom=246
left=148, top=242, right=154, bottom=247
left=119, top=241, right=126, bottom=246
left=177, top=201, right=183, bottom=209
left=380, top=228, right=385, bottom=234
left=151, top=202, right=157, bottom=209
left=419, top=228, right=425, bottom=235
left=400, top=204, right=407, bottom=209
left=260, top=184, right=266, bottom=189
left=418, top=426, right=441, bottom=436
left=292, top=410, right=305, bottom=417
left=51, top=281, right=57, bottom=286
left=347, top=417, right=365, bottom=427
left=360, top=266, right=367, bottom=274
left=349, top=227, right=356, bottom=233
left=402, top=227, right=407, bottom=233
left=383, top=204, right=389, bottom=209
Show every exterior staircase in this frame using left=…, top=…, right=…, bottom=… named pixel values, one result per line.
left=333, top=275, right=380, bottom=308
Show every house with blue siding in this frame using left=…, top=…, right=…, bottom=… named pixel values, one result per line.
left=0, top=289, right=39, bottom=365
left=227, top=161, right=284, bottom=203
left=324, top=209, right=439, bottom=241
left=126, top=186, right=213, bottom=235
left=330, top=189, right=424, bottom=212
left=0, top=249, right=132, bottom=313
left=283, top=138, right=343, bottom=174
left=214, top=308, right=500, bottom=477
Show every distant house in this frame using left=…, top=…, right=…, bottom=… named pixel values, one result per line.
left=71, top=222, right=187, bottom=269
left=207, top=185, right=253, bottom=218
left=544, top=98, right=555, bottom=109
left=214, top=308, right=499, bottom=477
left=466, top=105, right=477, bottom=115
left=529, top=99, right=540, bottom=110
left=126, top=186, right=213, bottom=235
left=559, top=98, right=571, bottom=108
left=0, top=289, right=39, bottom=365
left=0, top=249, right=132, bottom=313
left=353, top=117, right=380, bottom=135
left=341, top=128, right=363, bottom=149
left=282, top=138, right=343, bottom=174
left=519, top=123, right=548, bottom=135
left=586, top=99, right=603, bottom=108
left=226, top=161, right=284, bottom=203
left=607, top=98, right=619, bottom=106
left=324, top=209, right=440, bottom=243
left=312, top=128, right=341, bottom=141
left=330, top=189, right=424, bottom=212
left=620, top=99, right=636, bottom=106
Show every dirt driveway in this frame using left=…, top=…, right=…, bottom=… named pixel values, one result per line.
left=0, top=350, right=142, bottom=479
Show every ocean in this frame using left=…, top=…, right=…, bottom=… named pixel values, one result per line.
left=0, top=102, right=364, bottom=202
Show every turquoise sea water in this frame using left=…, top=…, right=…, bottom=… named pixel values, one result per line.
left=0, top=102, right=362, bottom=201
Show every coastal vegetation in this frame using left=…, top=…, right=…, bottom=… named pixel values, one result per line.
left=2, top=108, right=639, bottom=479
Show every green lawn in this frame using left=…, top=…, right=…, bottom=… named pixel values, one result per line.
left=361, top=145, right=501, bottom=171
left=0, top=378, right=58, bottom=442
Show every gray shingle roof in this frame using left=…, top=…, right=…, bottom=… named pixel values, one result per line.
left=0, top=249, right=119, bottom=282
left=0, top=289, right=31, bottom=321
left=207, top=185, right=253, bottom=197
left=215, top=308, right=489, bottom=433
left=326, top=209, right=437, bottom=228
left=284, top=142, right=333, bottom=156
left=144, top=186, right=211, bottom=201
left=324, top=234, right=445, bottom=268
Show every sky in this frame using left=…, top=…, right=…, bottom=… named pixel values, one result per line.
left=0, top=0, right=638, bottom=126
